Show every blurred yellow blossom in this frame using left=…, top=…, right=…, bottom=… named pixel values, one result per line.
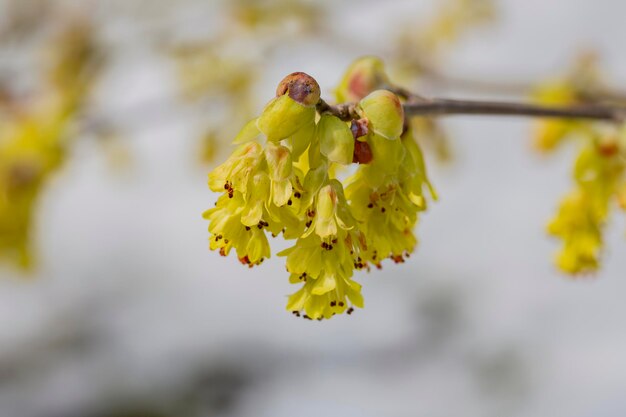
left=531, top=82, right=582, bottom=151
left=531, top=54, right=626, bottom=275
left=547, top=132, right=625, bottom=275
left=0, top=20, right=101, bottom=269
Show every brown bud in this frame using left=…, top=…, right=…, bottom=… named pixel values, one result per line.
left=276, top=72, right=321, bottom=107
left=353, top=140, right=373, bottom=164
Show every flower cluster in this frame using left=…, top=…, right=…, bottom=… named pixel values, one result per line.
left=204, top=62, right=435, bottom=320
left=546, top=131, right=626, bottom=274
left=0, top=21, right=101, bottom=268
left=532, top=55, right=626, bottom=274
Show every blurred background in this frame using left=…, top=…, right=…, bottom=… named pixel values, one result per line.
left=1, top=0, right=626, bottom=416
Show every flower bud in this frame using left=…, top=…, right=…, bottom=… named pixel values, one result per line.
left=318, top=115, right=354, bottom=165
left=353, top=140, right=372, bottom=164
left=257, top=94, right=315, bottom=142
left=358, top=90, right=404, bottom=140
left=335, top=56, right=389, bottom=103
left=276, top=72, right=321, bottom=107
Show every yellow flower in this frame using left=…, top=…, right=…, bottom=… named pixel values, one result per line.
left=276, top=177, right=367, bottom=319
left=0, top=21, right=102, bottom=270
left=208, top=141, right=265, bottom=194
left=205, top=139, right=306, bottom=266
left=531, top=82, right=583, bottom=151
left=257, top=72, right=320, bottom=143
left=318, top=115, right=354, bottom=165
left=548, top=138, right=624, bottom=274
left=203, top=192, right=271, bottom=267
left=548, top=191, right=602, bottom=274
left=0, top=110, right=68, bottom=268
left=284, top=243, right=365, bottom=320
left=265, top=142, right=296, bottom=207
left=346, top=127, right=435, bottom=266
left=205, top=71, right=437, bottom=320
left=257, top=94, right=316, bottom=142
left=358, top=90, right=405, bottom=140
left=305, top=180, right=356, bottom=238
left=280, top=228, right=366, bottom=320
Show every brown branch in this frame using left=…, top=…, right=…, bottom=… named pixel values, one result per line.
left=317, top=96, right=626, bottom=123
left=316, top=99, right=359, bottom=120
left=403, top=98, right=625, bottom=121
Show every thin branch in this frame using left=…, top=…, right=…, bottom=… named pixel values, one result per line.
left=317, top=96, right=626, bottom=123
left=403, top=98, right=625, bottom=121
left=316, top=99, right=360, bottom=120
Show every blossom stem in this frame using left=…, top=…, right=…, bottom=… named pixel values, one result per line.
left=318, top=97, right=626, bottom=123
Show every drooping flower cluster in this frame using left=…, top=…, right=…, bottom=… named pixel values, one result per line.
left=532, top=55, right=626, bottom=275
left=204, top=63, right=435, bottom=320
left=546, top=131, right=626, bottom=274
left=0, top=21, right=101, bottom=268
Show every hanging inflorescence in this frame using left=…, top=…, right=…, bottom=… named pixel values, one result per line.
left=205, top=56, right=626, bottom=320
left=204, top=58, right=436, bottom=320
left=0, top=21, right=102, bottom=268
left=531, top=54, right=626, bottom=275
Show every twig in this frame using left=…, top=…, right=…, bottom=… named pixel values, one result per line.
left=317, top=96, right=626, bottom=123
left=316, top=99, right=359, bottom=120
left=403, top=98, right=625, bottom=121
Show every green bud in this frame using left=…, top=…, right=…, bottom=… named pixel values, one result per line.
left=275, top=72, right=321, bottom=107
left=257, top=94, right=315, bottom=142
left=358, top=90, right=404, bottom=140
left=318, top=115, right=355, bottom=165
left=335, top=56, right=389, bottom=103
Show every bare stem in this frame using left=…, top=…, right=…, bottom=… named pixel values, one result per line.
left=403, top=98, right=625, bottom=121
left=317, top=96, right=626, bottom=123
